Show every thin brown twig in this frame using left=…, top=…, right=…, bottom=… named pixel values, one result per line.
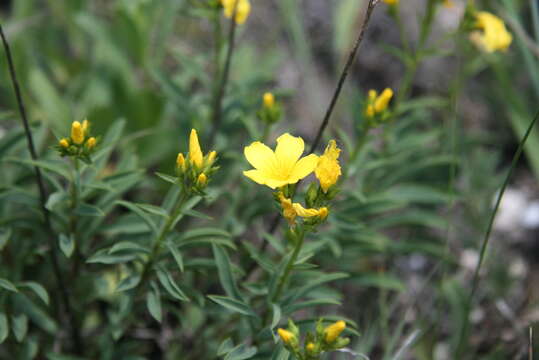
left=309, top=0, right=379, bottom=153
left=0, top=24, right=83, bottom=354
left=244, top=0, right=379, bottom=280
left=208, top=0, right=239, bottom=147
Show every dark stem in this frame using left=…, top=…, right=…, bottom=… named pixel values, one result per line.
left=0, top=25, right=83, bottom=353
left=456, top=108, right=539, bottom=357
left=208, top=0, right=239, bottom=147
left=309, top=0, right=378, bottom=154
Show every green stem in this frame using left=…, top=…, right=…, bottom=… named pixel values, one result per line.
left=137, top=189, right=189, bottom=293
left=272, top=227, right=305, bottom=303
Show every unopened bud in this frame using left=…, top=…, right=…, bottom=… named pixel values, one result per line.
left=59, top=138, right=69, bottom=148
left=71, top=121, right=84, bottom=145
left=86, top=137, right=96, bottom=149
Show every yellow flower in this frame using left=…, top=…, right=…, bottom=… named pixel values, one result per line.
left=374, top=88, right=394, bottom=113
left=59, top=138, right=69, bottom=148
left=324, top=320, right=346, bottom=343
left=279, top=194, right=297, bottom=226
left=383, top=0, right=398, bottom=4
left=86, top=137, right=96, bottom=149
left=278, top=194, right=328, bottom=225
left=189, top=129, right=204, bottom=169
left=315, top=140, right=342, bottom=193
left=443, top=0, right=454, bottom=8
left=177, top=153, right=186, bottom=170
left=221, top=0, right=251, bottom=25
left=277, top=328, right=295, bottom=345
left=263, top=92, right=275, bottom=108
left=197, top=173, right=208, bottom=187
left=243, top=133, right=319, bottom=189
left=71, top=121, right=84, bottom=145
left=306, top=342, right=315, bottom=352
left=471, top=12, right=512, bottom=53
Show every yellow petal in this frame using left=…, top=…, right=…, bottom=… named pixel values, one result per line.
left=244, top=141, right=275, bottom=171
left=289, top=154, right=319, bottom=183
left=189, top=129, right=204, bottom=168
left=275, top=133, right=305, bottom=174
left=292, top=203, right=319, bottom=217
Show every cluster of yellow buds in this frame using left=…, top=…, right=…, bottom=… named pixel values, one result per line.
left=364, top=88, right=394, bottom=126
left=257, top=92, right=282, bottom=125
left=277, top=319, right=350, bottom=360
left=463, top=5, right=512, bottom=53
left=57, top=120, right=98, bottom=163
left=176, top=129, right=218, bottom=194
left=219, top=0, right=251, bottom=25
left=243, top=133, right=342, bottom=228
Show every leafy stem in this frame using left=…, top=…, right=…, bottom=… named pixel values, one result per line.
left=272, top=226, right=306, bottom=304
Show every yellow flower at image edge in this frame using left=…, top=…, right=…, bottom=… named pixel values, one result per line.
left=471, top=12, right=512, bottom=53
left=315, top=140, right=342, bottom=193
left=221, top=0, right=251, bottom=24
left=324, top=320, right=346, bottom=343
left=243, top=133, right=319, bottom=189
left=382, top=0, right=398, bottom=5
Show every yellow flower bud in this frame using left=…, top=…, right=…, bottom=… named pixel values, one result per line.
left=177, top=153, right=186, bottom=170
left=71, top=121, right=85, bottom=145
left=197, top=173, right=208, bottom=187
left=278, top=193, right=297, bottom=226
left=374, top=88, right=394, bottom=113
left=365, top=104, right=375, bottom=118
left=59, top=138, right=69, bottom=148
left=263, top=92, right=275, bottom=108
left=315, top=140, right=341, bottom=193
left=368, top=90, right=377, bottom=102
left=324, top=320, right=346, bottom=343
left=306, top=342, right=315, bottom=353
left=207, top=150, right=217, bottom=165
left=189, top=129, right=204, bottom=169
left=82, top=119, right=90, bottom=135
left=318, top=207, right=329, bottom=220
left=86, top=137, right=96, bottom=149
left=277, top=328, right=295, bottom=345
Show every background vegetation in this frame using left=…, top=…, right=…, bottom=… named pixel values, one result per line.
left=1, top=0, right=539, bottom=359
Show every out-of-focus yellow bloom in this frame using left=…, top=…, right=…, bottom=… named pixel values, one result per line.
left=86, top=137, right=96, bottom=149
left=318, top=207, right=329, bottom=220
left=177, top=153, right=186, bottom=170
left=243, top=133, right=319, bottom=189
left=189, top=129, right=204, bottom=168
left=221, top=0, right=251, bottom=25
left=277, top=328, right=295, bottom=344
left=374, top=88, right=394, bottom=113
left=324, top=320, right=346, bottom=343
left=443, top=0, right=454, bottom=8
left=59, top=138, right=69, bottom=148
left=383, top=0, right=398, bottom=5
left=71, top=121, right=84, bottom=145
left=315, top=140, right=342, bottom=193
left=263, top=92, right=275, bottom=108
left=197, top=173, right=208, bottom=187
left=306, top=342, right=315, bottom=352
left=471, top=12, right=512, bottom=53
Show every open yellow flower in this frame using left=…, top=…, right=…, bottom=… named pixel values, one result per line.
left=315, top=140, right=342, bottom=193
left=221, top=0, right=251, bottom=25
left=471, top=12, right=512, bottom=53
left=243, top=133, right=319, bottom=189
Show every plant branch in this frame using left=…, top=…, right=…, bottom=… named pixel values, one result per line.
left=309, top=0, right=379, bottom=153
left=208, top=0, right=239, bottom=147
left=0, top=24, right=83, bottom=353
left=456, top=108, right=539, bottom=356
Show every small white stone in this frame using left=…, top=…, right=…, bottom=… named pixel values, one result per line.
left=522, top=201, right=539, bottom=229
left=460, top=249, right=479, bottom=271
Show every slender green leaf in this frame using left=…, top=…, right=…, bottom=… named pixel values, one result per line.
left=11, top=314, right=28, bottom=342
left=59, top=234, right=75, bottom=258
left=0, top=313, right=8, bottom=344
left=212, top=245, right=242, bottom=301
left=146, top=290, right=162, bottom=323
left=208, top=295, right=257, bottom=318
left=0, top=278, right=18, bottom=293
